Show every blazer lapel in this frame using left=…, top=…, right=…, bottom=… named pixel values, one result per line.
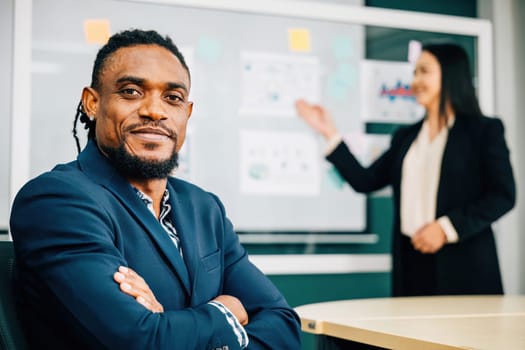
left=167, top=180, right=225, bottom=306
left=166, top=181, right=200, bottom=299
left=106, top=178, right=192, bottom=295
left=436, top=117, right=464, bottom=215
left=77, top=141, right=191, bottom=295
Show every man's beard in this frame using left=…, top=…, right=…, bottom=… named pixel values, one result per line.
left=101, top=141, right=178, bottom=180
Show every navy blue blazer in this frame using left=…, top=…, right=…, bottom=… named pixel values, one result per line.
left=327, top=115, right=516, bottom=296
left=10, top=141, right=301, bottom=349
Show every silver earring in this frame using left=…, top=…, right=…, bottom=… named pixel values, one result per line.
left=89, top=115, right=95, bottom=121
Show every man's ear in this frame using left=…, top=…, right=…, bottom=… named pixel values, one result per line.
left=81, top=87, right=99, bottom=118
left=186, top=101, right=194, bottom=119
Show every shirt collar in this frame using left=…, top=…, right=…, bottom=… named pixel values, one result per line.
left=134, top=188, right=170, bottom=217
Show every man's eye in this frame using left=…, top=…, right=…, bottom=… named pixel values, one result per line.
left=166, top=94, right=183, bottom=103
left=120, top=88, right=140, bottom=96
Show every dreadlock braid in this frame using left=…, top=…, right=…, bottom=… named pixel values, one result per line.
left=72, top=101, right=96, bottom=154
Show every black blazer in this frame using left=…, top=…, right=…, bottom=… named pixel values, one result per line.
left=327, top=115, right=516, bottom=296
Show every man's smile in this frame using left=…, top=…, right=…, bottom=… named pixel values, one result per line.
left=129, top=127, right=173, bottom=142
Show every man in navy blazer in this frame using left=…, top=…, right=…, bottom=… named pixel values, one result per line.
left=10, top=29, right=301, bottom=349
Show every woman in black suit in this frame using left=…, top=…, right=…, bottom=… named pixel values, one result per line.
left=296, top=43, right=516, bottom=296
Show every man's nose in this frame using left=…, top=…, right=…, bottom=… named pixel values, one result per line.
left=138, top=94, right=168, bottom=121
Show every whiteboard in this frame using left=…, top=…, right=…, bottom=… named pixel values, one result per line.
left=29, top=0, right=366, bottom=231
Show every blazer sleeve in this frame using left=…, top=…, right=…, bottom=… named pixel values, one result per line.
left=326, top=127, right=408, bottom=193
left=209, top=194, right=302, bottom=350
left=446, top=118, right=516, bottom=240
left=10, top=173, right=284, bottom=350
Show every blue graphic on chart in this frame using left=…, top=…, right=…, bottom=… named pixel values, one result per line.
left=361, top=60, right=424, bottom=123
left=240, top=129, right=320, bottom=196
left=239, top=52, right=320, bottom=117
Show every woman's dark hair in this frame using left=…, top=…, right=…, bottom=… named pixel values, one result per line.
left=73, top=29, right=190, bottom=153
left=422, top=42, right=483, bottom=120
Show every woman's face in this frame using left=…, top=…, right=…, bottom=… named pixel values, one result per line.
left=411, top=51, right=442, bottom=111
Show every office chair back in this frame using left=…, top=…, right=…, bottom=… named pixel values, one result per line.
left=0, top=240, right=27, bottom=350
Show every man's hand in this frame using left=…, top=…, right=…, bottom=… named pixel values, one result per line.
left=213, top=295, right=249, bottom=326
left=411, top=221, right=447, bottom=254
left=114, top=266, right=164, bottom=313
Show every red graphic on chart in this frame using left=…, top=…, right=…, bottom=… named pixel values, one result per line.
left=380, top=81, right=415, bottom=101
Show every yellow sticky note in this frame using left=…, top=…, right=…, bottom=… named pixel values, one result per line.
left=84, top=19, right=111, bottom=45
left=288, top=28, right=311, bottom=52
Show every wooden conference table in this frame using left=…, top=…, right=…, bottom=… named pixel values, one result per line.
left=295, top=295, right=525, bottom=349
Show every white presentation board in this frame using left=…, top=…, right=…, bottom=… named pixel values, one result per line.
left=28, top=0, right=366, bottom=231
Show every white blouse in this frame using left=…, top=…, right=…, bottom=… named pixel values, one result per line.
left=400, top=117, right=458, bottom=242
